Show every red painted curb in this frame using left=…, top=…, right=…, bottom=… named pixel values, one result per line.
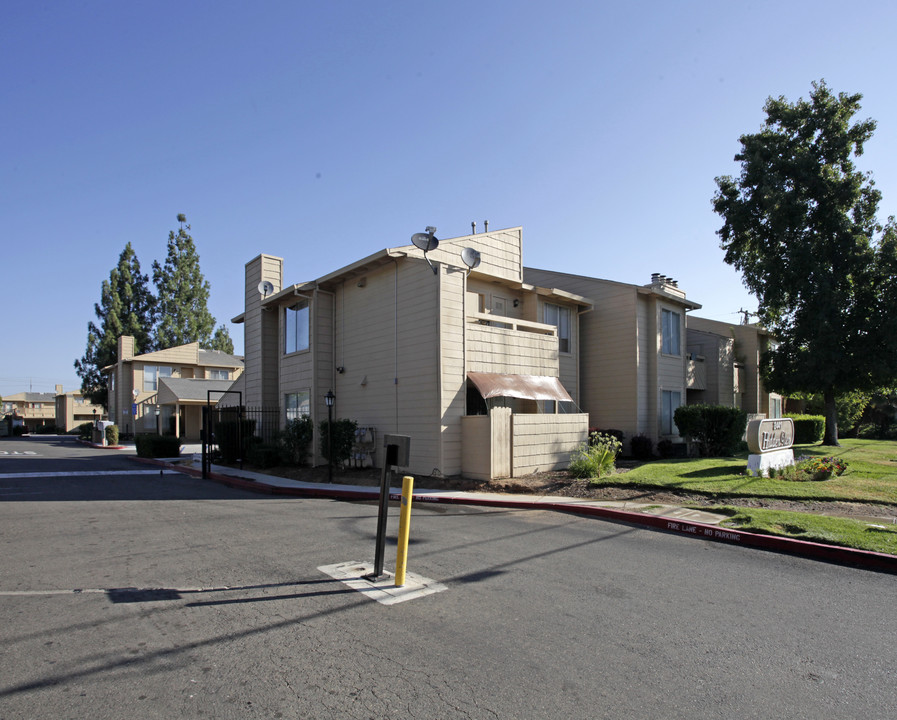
left=132, top=457, right=897, bottom=574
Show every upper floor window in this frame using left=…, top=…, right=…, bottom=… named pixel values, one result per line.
left=285, top=299, right=310, bottom=354
left=662, top=308, right=681, bottom=355
left=208, top=369, right=229, bottom=380
left=144, top=365, right=173, bottom=392
left=544, top=303, right=571, bottom=353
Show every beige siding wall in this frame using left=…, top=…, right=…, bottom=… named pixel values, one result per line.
left=466, top=324, right=559, bottom=375
left=512, top=413, right=589, bottom=475
left=325, top=258, right=443, bottom=476
left=636, top=297, right=651, bottom=436
left=440, top=266, right=467, bottom=476
left=243, top=254, right=283, bottom=407
left=405, top=227, right=523, bottom=284
left=687, top=329, right=735, bottom=406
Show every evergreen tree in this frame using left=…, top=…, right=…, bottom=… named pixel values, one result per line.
left=152, top=214, right=217, bottom=349
left=713, top=81, right=897, bottom=445
left=74, top=243, right=155, bottom=408
left=209, top=325, right=235, bottom=355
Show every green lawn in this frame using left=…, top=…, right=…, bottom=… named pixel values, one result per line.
left=593, top=438, right=897, bottom=555
left=601, top=438, right=897, bottom=505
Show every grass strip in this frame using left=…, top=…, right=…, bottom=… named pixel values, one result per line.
left=707, top=505, right=897, bottom=555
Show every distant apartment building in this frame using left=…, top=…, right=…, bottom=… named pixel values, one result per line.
left=105, top=336, right=244, bottom=439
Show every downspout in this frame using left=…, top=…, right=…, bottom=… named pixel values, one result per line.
left=393, top=257, right=399, bottom=432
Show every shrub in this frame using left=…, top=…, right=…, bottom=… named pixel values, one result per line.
left=77, top=422, right=93, bottom=440
left=135, top=434, right=181, bottom=458
left=105, top=424, right=119, bottom=446
left=35, top=424, right=59, bottom=434
left=787, top=415, right=825, bottom=444
left=569, top=431, right=622, bottom=478
left=215, top=418, right=257, bottom=463
left=629, top=433, right=654, bottom=460
left=279, top=415, right=314, bottom=465
left=12, top=425, right=26, bottom=436
left=674, top=404, right=747, bottom=457
left=319, top=418, right=358, bottom=466
left=247, top=443, right=282, bottom=468
left=772, top=455, right=848, bottom=481
left=590, top=428, right=624, bottom=445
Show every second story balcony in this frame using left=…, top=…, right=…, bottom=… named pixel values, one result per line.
left=466, top=311, right=559, bottom=376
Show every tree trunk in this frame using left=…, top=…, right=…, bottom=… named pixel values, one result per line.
left=822, top=387, right=840, bottom=446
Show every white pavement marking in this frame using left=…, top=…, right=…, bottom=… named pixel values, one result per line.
left=0, top=470, right=187, bottom=480
left=319, top=561, right=447, bottom=605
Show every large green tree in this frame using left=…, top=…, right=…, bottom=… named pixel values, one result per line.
left=152, top=214, right=220, bottom=350
left=713, top=80, right=897, bottom=445
left=75, top=243, right=155, bottom=407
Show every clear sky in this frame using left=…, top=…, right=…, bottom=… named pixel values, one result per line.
left=3, top=0, right=896, bottom=397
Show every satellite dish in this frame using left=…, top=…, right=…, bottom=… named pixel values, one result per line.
left=258, top=280, right=274, bottom=297
left=411, top=228, right=439, bottom=274
left=461, top=247, right=481, bottom=276
left=410, top=232, right=439, bottom=253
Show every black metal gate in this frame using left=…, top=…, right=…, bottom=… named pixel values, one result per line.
left=201, top=393, right=282, bottom=478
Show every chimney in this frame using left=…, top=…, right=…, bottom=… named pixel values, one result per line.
left=55, top=384, right=63, bottom=395
left=118, top=335, right=135, bottom=362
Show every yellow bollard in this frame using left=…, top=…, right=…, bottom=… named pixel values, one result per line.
left=394, top=476, right=414, bottom=587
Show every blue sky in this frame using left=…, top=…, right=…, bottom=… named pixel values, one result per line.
left=3, top=0, right=896, bottom=397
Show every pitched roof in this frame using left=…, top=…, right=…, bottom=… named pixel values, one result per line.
left=157, top=378, right=237, bottom=405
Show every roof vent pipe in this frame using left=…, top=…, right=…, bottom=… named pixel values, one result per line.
left=484, top=220, right=489, bottom=232
left=471, top=221, right=476, bottom=235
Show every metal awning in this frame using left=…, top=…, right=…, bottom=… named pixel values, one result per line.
left=467, top=372, right=573, bottom=402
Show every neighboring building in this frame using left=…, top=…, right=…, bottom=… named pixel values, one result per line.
left=1, top=392, right=57, bottom=432
left=523, top=268, right=702, bottom=451
left=685, top=316, right=783, bottom=418
left=54, top=385, right=105, bottom=432
left=105, top=336, right=244, bottom=439
left=233, top=226, right=593, bottom=479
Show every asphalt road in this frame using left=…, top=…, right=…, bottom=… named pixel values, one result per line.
left=1, top=436, right=895, bottom=719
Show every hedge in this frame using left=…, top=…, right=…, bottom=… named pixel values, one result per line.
left=786, top=414, right=825, bottom=444
left=135, top=434, right=181, bottom=458
left=674, top=404, right=747, bottom=457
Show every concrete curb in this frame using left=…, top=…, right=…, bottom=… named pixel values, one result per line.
left=133, top=456, right=897, bottom=575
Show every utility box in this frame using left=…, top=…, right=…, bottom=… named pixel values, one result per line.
left=383, top=434, right=411, bottom=467
left=93, top=420, right=115, bottom=446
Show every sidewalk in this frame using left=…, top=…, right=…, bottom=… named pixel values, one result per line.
left=135, top=452, right=897, bottom=574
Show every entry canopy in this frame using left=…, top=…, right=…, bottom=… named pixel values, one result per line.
left=467, top=372, right=573, bottom=403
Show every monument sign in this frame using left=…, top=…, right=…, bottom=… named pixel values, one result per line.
left=746, top=417, right=794, bottom=475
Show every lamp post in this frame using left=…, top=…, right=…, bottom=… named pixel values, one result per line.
left=324, top=389, right=335, bottom=483
left=155, top=404, right=161, bottom=436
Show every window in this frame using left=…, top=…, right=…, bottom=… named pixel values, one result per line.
left=662, top=308, right=681, bottom=355
left=770, top=397, right=782, bottom=419
left=662, top=390, right=681, bottom=435
left=143, top=365, right=173, bottom=392
left=544, top=303, right=571, bottom=353
left=208, top=369, right=229, bottom=380
left=285, top=391, right=310, bottom=421
left=285, top=299, right=309, bottom=354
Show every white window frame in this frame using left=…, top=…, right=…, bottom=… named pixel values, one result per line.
left=544, top=302, right=572, bottom=354
left=208, top=369, right=229, bottom=380
left=661, top=308, right=681, bottom=356
left=285, top=299, right=310, bottom=355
